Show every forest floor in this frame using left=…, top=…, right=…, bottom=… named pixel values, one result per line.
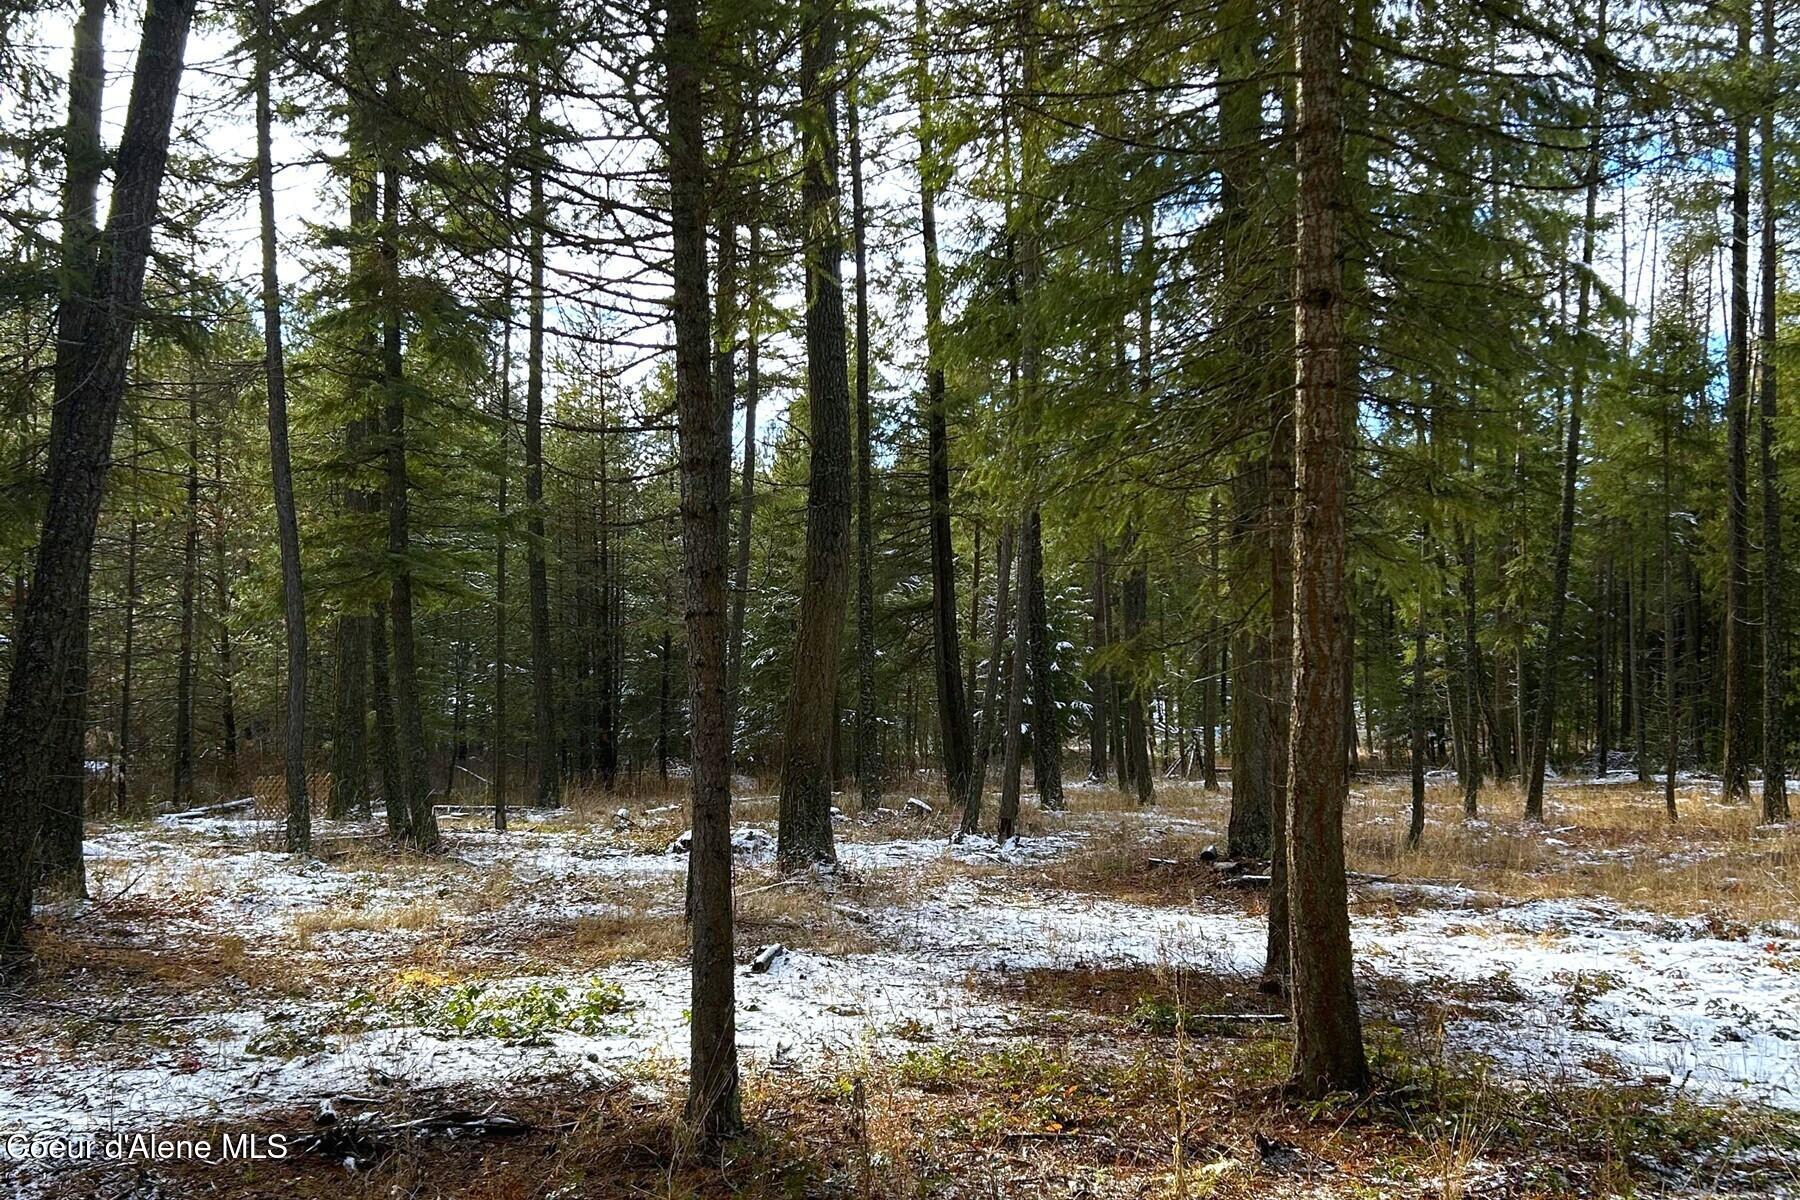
left=4, top=773, right=1798, bottom=1198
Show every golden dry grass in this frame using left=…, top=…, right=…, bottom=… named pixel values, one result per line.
left=731, top=872, right=878, bottom=956
left=292, top=899, right=449, bottom=947
left=1349, top=780, right=1800, bottom=925
left=1011, top=772, right=1799, bottom=927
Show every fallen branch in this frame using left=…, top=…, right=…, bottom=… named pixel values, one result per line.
left=735, top=876, right=807, bottom=900
left=163, top=797, right=255, bottom=821
left=12, top=998, right=206, bottom=1026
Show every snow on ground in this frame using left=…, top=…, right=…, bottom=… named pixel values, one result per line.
left=6, top=791, right=1798, bottom=1154
left=868, top=880, right=1800, bottom=1109
left=1363, top=898, right=1800, bottom=1107
left=5, top=947, right=1002, bottom=1137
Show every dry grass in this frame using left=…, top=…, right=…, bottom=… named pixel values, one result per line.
left=56, top=1022, right=1797, bottom=1200
left=732, top=873, right=878, bottom=956
left=292, top=899, right=449, bottom=947
left=27, top=915, right=308, bottom=1003
left=1006, top=773, right=1799, bottom=928
left=1348, top=780, right=1800, bottom=926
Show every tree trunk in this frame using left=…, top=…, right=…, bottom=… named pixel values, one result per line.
left=1110, top=570, right=1130, bottom=790
left=0, top=0, right=197, bottom=965
left=776, top=0, right=853, bottom=871
left=1524, top=11, right=1606, bottom=821
left=1631, top=559, right=1648, bottom=783
left=1264, top=363, right=1295, bottom=990
left=848, top=89, right=882, bottom=811
left=1089, top=543, right=1111, bottom=782
left=1227, top=598, right=1271, bottom=857
left=369, top=608, right=405, bottom=838
left=39, top=0, right=107, bottom=894
left=726, top=224, right=759, bottom=752
left=1124, top=561, right=1152, bottom=805
left=968, top=526, right=982, bottom=728
left=1758, top=0, right=1787, bottom=822
left=116, top=506, right=138, bottom=814
left=597, top=439, right=618, bottom=789
left=211, top=416, right=239, bottom=790
left=1456, top=480, right=1482, bottom=815
left=1663, top=392, right=1679, bottom=819
left=331, top=612, right=371, bottom=818
left=1344, top=610, right=1358, bottom=777
left=526, top=76, right=558, bottom=809
left=1409, top=557, right=1427, bottom=849
left=1722, top=7, right=1754, bottom=804
left=1202, top=501, right=1220, bottom=791
left=46, top=613, right=88, bottom=893
left=174, top=371, right=199, bottom=806
left=997, top=516, right=1031, bottom=840
left=1605, top=561, right=1620, bottom=773
left=968, top=525, right=1013, bottom=833
left=914, top=13, right=974, bottom=819
left=1286, top=0, right=1369, bottom=1096
left=666, top=0, right=741, bottom=1137
left=492, top=222, right=513, bottom=831
left=380, top=159, right=439, bottom=852
left=1023, top=509, right=1065, bottom=809
left=1220, top=0, right=1277, bottom=861
left=658, top=631, right=672, bottom=781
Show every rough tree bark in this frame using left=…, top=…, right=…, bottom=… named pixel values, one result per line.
left=526, top=76, right=558, bottom=809
left=369, top=604, right=404, bottom=837
left=1089, top=543, right=1111, bottom=783
left=1011, top=2, right=1064, bottom=815
left=116, top=503, right=138, bottom=815
left=968, top=525, right=1014, bottom=833
left=1123, top=559, right=1153, bottom=806
left=1220, top=0, right=1277, bottom=862
left=39, top=0, right=107, bottom=894
left=174, top=371, right=199, bottom=806
left=212, top=424, right=239, bottom=787
left=849, top=87, right=882, bottom=811
left=1264, top=345, right=1295, bottom=989
left=0, top=0, right=197, bottom=965
left=1409, top=545, right=1427, bottom=849
left=1456, top=456, right=1482, bottom=815
left=257, top=0, right=310, bottom=851
left=1287, top=0, right=1369, bottom=1096
left=997, top=517, right=1031, bottom=840
left=776, top=0, right=853, bottom=871
left=1757, top=0, right=1787, bottom=823
left=725, top=221, right=759, bottom=748
left=332, top=34, right=385, bottom=824
left=492, top=230, right=513, bottom=831
left=1662, top=385, right=1679, bottom=820
left=1023, top=509, right=1065, bottom=809
left=1721, top=6, right=1753, bottom=805
left=1199, top=499, right=1220, bottom=789
left=379, top=159, right=439, bottom=852
left=667, top=0, right=741, bottom=1139
left=330, top=608, right=371, bottom=818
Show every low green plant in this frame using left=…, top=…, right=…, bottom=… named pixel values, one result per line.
left=348, top=977, right=634, bottom=1042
